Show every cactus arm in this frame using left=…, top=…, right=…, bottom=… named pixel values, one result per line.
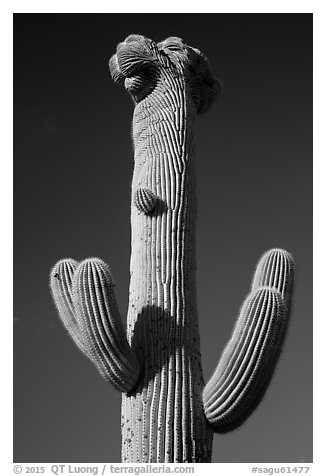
left=50, top=258, right=140, bottom=393
left=202, top=248, right=294, bottom=432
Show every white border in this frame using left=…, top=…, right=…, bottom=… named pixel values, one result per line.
left=3, top=1, right=323, bottom=473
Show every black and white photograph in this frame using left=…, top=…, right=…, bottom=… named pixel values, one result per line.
left=13, top=9, right=313, bottom=468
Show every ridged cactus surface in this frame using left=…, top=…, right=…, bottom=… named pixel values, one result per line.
left=50, top=34, right=295, bottom=463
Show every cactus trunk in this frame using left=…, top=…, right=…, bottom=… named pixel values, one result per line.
left=123, top=70, right=212, bottom=462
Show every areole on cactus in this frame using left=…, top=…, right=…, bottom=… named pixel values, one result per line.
left=50, top=34, right=294, bottom=463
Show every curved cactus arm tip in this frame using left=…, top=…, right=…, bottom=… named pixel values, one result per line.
left=252, top=247, right=295, bottom=306
left=49, top=258, right=90, bottom=356
left=202, top=248, right=295, bottom=433
left=50, top=257, right=140, bottom=393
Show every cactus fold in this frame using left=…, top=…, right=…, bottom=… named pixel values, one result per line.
left=50, top=34, right=294, bottom=463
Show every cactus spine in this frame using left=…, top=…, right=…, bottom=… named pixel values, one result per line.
left=50, top=35, right=294, bottom=463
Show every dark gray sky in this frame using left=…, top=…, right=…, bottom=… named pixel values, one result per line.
left=14, top=13, right=312, bottom=463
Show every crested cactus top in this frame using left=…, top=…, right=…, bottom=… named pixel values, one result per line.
left=109, top=34, right=221, bottom=114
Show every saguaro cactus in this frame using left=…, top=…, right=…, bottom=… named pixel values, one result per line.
left=50, top=34, right=294, bottom=463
